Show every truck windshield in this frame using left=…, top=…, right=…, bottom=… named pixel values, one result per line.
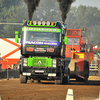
left=67, top=38, right=80, bottom=45
left=22, top=31, right=61, bottom=42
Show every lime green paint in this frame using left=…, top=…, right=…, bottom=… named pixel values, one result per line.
left=28, top=57, right=34, bottom=66
left=41, top=45, right=49, bottom=47
left=22, top=27, right=61, bottom=33
left=15, top=31, right=19, bottom=43
left=27, top=45, right=34, bottom=47
left=98, top=53, right=100, bottom=57
left=27, top=20, right=57, bottom=27
left=15, top=34, right=18, bottom=43
left=63, top=36, right=68, bottom=45
left=15, top=31, right=19, bottom=35
left=47, top=58, right=52, bottom=67
left=27, top=57, right=52, bottom=67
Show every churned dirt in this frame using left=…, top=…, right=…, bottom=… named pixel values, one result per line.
left=0, top=76, right=100, bottom=100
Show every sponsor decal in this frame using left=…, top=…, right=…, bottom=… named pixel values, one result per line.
left=26, top=47, right=55, bottom=53
left=47, top=48, right=54, bottom=52
left=38, top=61, right=42, bottom=66
left=67, top=30, right=80, bottom=36
left=34, top=48, right=46, bottom=53
left=22, top=27, right=61, bottom=33
left=26, top=47, right=34, bottom=52
left=22, top=41, right=60, bottom=46
left=70, top=31, right=78, bottom=36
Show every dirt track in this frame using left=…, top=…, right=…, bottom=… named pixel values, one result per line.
left=0, top=76, right=100, bottom=100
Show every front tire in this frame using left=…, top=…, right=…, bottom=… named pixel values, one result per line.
left=20, top=74, right=27, bottom=83
left=55, top=80, right=61, bottom=85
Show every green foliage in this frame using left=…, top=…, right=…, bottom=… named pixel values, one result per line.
left=66, top=5, right=100, bottom=45
left=0, top=0, right=28, bottom=38
left=0, top=0, right=22, bottom=9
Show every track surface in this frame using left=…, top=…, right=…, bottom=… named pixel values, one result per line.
left=0, top=76, right=100, bottom=100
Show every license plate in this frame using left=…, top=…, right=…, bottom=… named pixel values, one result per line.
left=35, top=70, right=44, bottom=73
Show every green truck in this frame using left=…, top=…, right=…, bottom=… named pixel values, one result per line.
left=15, top=20, right=70, bottom=84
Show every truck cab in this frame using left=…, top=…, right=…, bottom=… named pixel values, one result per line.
left=15, top=20, right=70, bottom=84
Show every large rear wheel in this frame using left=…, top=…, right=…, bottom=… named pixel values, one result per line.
left=84, top=61, right=89, bottom=82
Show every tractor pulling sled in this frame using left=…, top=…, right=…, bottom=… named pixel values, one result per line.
left=66, top=29, right=93, bottom=81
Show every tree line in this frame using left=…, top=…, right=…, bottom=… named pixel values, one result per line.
left=0, top=0, right=100, bottom=46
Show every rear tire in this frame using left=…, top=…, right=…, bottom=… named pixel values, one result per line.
left=20, top=74, right=27, bottom=83
left=84, top=61, right=89, bottom=82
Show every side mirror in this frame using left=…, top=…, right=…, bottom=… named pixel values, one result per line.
left=15, top=31, right=19, bottom=43
left=63, top=36, right=67, bottom=45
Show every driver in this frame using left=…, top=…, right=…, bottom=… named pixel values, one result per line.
left=53, top=34, right=58, bottom=42
left=53, top=34, right=56, bottom=39
left=30, top=34, right=34, bottom=41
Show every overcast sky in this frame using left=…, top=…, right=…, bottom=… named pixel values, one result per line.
left=72, top=0, right=100, bottom=9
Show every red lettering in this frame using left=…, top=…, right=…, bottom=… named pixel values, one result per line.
left=26, top=47, right=34, bottom=52
left=47, top=48, right=54, bottom=52
left=70, top=31, right=78, bottom=36
left=70, top=31, right=73, bottom=36
left=74, top=31, right=77, bottom=36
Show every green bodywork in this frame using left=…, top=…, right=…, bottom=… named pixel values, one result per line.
left=15, top=31, right=19, bottom=43
left=63, top=36, right=68, bottom=45
left=22, top=27, right=61, bottom=33
left=27, top=57, right=52, bottom=67
left=98, top=53, right=100, bottom=57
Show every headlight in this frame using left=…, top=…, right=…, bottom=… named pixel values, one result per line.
left=23, top=58, right=27, bottom=67
left=42, top=21, right=46, bottom=25
left=46, top=21, right=50, bottom=25
left=33, top=21, right=37, bottom=25
left=52, top=59, right=56, bottom=68
left=38, top=21, right=41, bottom=25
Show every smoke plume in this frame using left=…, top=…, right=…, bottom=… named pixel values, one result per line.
left=24, top=0, right=40, bottom=20
left=57, top=0, right=75, bottom=23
